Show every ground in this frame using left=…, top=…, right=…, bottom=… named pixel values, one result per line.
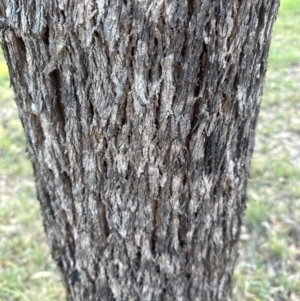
left=0, top=1, right=300, bottom=300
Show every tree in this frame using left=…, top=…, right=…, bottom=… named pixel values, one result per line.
left=0, top=0, right=279, bottom=300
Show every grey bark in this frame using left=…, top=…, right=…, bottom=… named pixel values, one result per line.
left=0, top=0, right=279, bottom=300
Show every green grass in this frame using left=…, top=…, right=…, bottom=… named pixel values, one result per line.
left=1, top=1, right=300, bottom=300
left=0, top=53, right=65, bottom=300
left=234, top=0, right=300, bottom=300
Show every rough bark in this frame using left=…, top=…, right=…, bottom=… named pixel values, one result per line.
left=0, top=0, right=279, bottom=300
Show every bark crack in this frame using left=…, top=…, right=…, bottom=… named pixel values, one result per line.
left=150, top=198, right=158, bottom=255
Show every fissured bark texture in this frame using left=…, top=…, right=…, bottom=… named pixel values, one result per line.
left=0, top=0, right=279, bottom=300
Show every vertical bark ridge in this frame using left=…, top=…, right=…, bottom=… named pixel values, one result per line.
left=0, top=0, right=280, bottom=300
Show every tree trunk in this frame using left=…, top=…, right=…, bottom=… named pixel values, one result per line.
left=0, top=1, right=279, bottom=300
